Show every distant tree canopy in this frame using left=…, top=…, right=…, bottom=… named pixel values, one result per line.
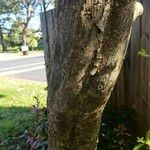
left=0, top=0, right=20, bottom=52
left=8, top=17, right=41, bottom=50
left=18, top=0, right=40, bottom=46
left=0, top=0, right=48, bottom=52
left=8, top=18, right=23, bottom=47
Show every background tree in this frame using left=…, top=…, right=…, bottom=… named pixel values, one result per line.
left=27, top=29, right=40, bottom=50
left=0, top=25, right=7, bottom=52
left=18, top=0, right=40, bottom=46
left=46, top=0, right=143, bottom=149
left=8, top=18, right=40, bottom=51
left=0, top=0, right=19, bottom=52
left=8, top=17, right=23, bottom=47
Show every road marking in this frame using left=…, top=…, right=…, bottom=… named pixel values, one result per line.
left=0, top=54, right=44, bottom=61
left=0, top=62, right=45, bottom=72
left=0, top=66, right=45, bottom=76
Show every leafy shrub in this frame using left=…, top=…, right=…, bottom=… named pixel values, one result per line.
left=28, top=39, right=38, bottom=51
left=138, top=49, right=150, bottom=57
left=133, top=130, right=150, bottom=150
left=20, top=96, right=48, bottom=150
left=97, top=105, right=137, bottom=150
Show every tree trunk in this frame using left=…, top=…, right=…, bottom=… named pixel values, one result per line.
left=47, top=0, right=143, bottom=149
left=22, top=26, right=28, bottom=46
left=0, top=27, right=7, bottom=52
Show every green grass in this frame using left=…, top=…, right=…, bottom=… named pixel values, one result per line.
left=0, top=46, right=19, bottom=53
left=0, top=77, right=47, bottom=149
left=0, top=45, right=44, bottom=53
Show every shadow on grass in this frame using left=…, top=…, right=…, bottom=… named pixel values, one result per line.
left=0, top=94, right=5, bottom=99
left=0, top=106, right=36, bottom=149
left=0, top=106, right=35, bottom=139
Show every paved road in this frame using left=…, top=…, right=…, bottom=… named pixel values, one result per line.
left=0, top=55, right=46, bottom=82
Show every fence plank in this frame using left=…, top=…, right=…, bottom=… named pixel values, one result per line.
left=110, top=0, right=150, bottom=135
left=40, top=9, right=55, bottom=82
left=139, top=0, right=150, bottom=133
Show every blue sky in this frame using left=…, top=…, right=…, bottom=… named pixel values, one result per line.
left=0, top=4, right=54, bottom=31
left=29, top=15, right=41, bottom=30
left=29, top=4, right=54, bottom=30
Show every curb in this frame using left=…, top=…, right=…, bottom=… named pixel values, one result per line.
left=0, top=52, right=44, bottom=61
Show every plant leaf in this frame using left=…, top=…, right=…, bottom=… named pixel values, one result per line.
left=137, top=137, right=144, bottom=143
left=138, top=49, right=150, bottom=57
left=133, top=143, right=144, bottom=150
left=145, top=130, right=150, bottom=141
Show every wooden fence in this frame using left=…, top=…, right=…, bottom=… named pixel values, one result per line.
left=110, top=0, right=150, bottom=135
left=40, top=0, right=150, bottom=135
left=40, top=10, right=55, bottom=82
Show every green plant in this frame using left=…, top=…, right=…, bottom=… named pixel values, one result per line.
left=133, top=130, right=150, bottom=150
left=97, top=106, right=137, bottom=150
left=27, top=29, right=41, bottom=51
left=22, top=98, right=48, bottom=150
left=8, top=18, right=23, bottom=47
left=138, top=49, right=150, bottom=57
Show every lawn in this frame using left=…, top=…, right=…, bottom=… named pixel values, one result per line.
left=0, top=77, right=47, bottom=149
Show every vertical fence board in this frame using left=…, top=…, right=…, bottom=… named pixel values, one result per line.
left=40, top=9, right=55, bottom=81
left=139, top=0, right=150, bottom=132
left=110, top=0, right=150, bottom=134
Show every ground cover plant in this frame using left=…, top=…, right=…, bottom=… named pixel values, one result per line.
left=0, top=77, right=46, bottom=150
left=98, top=105, right=137, bottom=150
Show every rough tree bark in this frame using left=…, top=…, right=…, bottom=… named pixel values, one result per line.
left=47, top=0, right=143, bottom=149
